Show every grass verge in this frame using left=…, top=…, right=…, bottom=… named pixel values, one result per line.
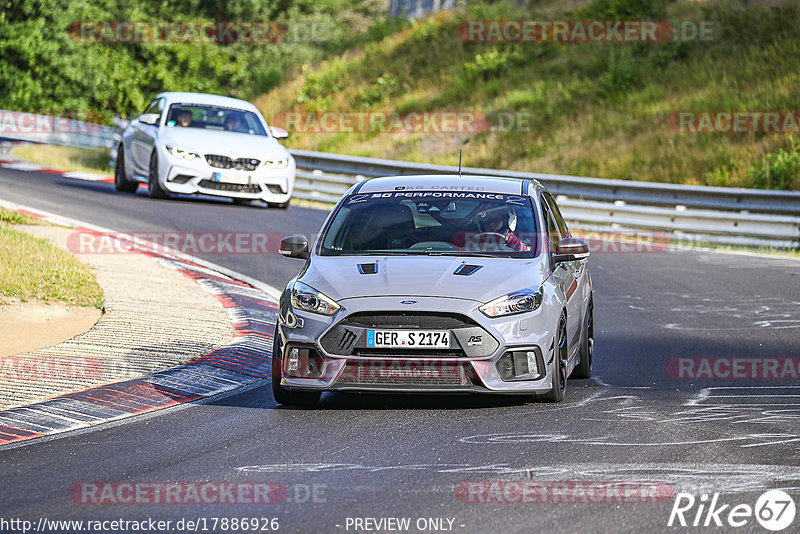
left=0, top=208, right=104, bottom=308
left=12, top=144, right=112, bottom=176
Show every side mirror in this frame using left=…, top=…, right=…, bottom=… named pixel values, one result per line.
left=138, top=113, right=160, bottom=126
left=270, top=126, right=289, bottom=139
left=553, top=237, right=589, bottom=263
left=113, top=115, right=130, bottom=130
left=280, top=235, right=309, bottom=259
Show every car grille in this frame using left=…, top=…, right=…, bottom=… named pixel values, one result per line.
left=338, top=312, right=478, bottom=330
left=205, top=154, right=260, bottom=171
left=336, top=360, right=473, bottom=387
left=198, top=180, right=262, bottom=193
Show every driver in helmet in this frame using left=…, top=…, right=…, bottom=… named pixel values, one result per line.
left=481, top=208, right=530, bottom=252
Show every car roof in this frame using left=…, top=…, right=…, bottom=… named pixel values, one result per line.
left=156, top=92, right=260, bottom=113
left=356, top=174, right=544, bottom=196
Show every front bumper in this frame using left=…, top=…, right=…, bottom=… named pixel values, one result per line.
left=158, top=148, right=295, bottom=203
left=275, top=296, right=558, bottom=395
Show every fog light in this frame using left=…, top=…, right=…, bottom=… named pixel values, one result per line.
left=526, top=351, right=539, bottom=375
left=496, top=347, right=543, bottom=381
left=287, top=347, right=299, bottom=371
left=284, top=346, right=324, bottom=379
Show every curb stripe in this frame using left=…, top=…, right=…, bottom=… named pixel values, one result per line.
left=0, top=204, right=281, bottom=447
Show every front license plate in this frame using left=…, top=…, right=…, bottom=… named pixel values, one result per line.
left=365, top=330, right=450, bottom=348
left=211, top=171, right=248, bottom=184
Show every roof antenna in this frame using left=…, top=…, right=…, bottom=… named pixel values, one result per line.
left=458, top=149, right=463, bottom=177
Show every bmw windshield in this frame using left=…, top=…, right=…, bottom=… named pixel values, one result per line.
left=320, top=191, right=540, bottom=257
left=165, top=104, right=267, bottom=136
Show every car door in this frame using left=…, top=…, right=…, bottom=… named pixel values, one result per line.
left=541, top=194, right=580, bottom=354
left=543, top=192, right=583, bottom=351
left=130, top=98, right=164, bottom=175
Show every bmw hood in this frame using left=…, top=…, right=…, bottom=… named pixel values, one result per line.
left=298, top=255, right=548, bottom=304
left=158, top=128, right=290, bottom=160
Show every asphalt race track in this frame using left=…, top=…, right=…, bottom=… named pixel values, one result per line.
left=1, top=168, right=799, bottom=533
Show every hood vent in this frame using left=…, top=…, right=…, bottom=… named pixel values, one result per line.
left=453, top=264, right=482, bottom=276
left=357, top=263, right=378, bottom=275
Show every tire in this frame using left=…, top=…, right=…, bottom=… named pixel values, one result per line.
left=543, top=315, right=568, bottom=403
left=570, top=300, right=593, bottom=379
left=268, top=199, right=290, bottom=209
left=114, top=146, right=138, bottom=193
left=147, top=151, right=170, bottom=199
left=271, top=332, right=321, bottom=407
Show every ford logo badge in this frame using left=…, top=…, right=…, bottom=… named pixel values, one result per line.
left=400, top=300, right=418, bottom=305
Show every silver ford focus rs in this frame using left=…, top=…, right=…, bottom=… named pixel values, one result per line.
left=272, top=175, right=593, bottom=406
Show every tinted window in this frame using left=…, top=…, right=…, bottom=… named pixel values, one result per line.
left=165, top=104, right=267, bottom=136
left=321, top=191, right=540, bottom=257
left=544, top=192, right=570, bottom=238
left=143, top=99, right=164, bottom=117
left=541, top=199, right=562, bottom=254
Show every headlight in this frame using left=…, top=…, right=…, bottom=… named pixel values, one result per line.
left=479, top=287, right=543, bottom=318
left=291, top=281, right=340, bottom=316
left=264, top=158, right=289, bottom=169
left=166, top=145, right=198, bottom=160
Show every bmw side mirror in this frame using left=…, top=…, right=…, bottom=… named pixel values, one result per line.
left=280, top=235, right=309, bottom=259
left=553, top=237, right=589, bottom=263
left=270, top=126, right=289, bottom=139
left=113, top=115, right=130, bottom=130
left=138, top=113, right=160, bottom=126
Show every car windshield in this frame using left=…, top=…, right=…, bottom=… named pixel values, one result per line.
left=165, top=104, right=267, bottom=136
left=320, top=191, right=540, bottom=257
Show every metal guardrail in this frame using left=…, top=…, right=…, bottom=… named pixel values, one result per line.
left=0, top=109, right=797, bottom=248
left=0, top=110, right=116, bottom=150
left=289, top=149, right=800, bottom=248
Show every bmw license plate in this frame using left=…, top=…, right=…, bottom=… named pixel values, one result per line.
left=211, top=171, right=248, bottom=185
left=366, top=330, right=450, bottom=348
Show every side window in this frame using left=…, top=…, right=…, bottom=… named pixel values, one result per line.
left=544, top=193, right=570, bottom=238
left=540, top=198, right=562, bottom=255
left=143, top=99, right=164, bottom=119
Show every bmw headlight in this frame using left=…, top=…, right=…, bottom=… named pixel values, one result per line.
left=291, top=281, right=340, bottom=316
left=264, top=158, right=289, bottom=169
left=166, top=145, right=198, bottom=160
left=479, top=287, right=543, bottom=318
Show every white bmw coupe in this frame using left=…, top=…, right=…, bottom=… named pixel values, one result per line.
left=113, top=92, right=295, bottom=208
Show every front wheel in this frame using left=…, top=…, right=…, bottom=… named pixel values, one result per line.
left=542, top=316, right=568, bottom=403
left=114, top=146, right=138, bottom=193
left=570, top=300, right=593, bottom=379
left=147, top=151, right=170, bottom=199
left=271, top=333, right=321, bottom=407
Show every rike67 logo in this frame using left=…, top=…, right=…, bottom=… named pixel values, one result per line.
left=668, top=490, right=796, bottom=531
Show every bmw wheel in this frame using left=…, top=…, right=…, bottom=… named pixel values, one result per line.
left=114, top=146, right=138, bottom=193
left=147, top=151, right=170, bottom=199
